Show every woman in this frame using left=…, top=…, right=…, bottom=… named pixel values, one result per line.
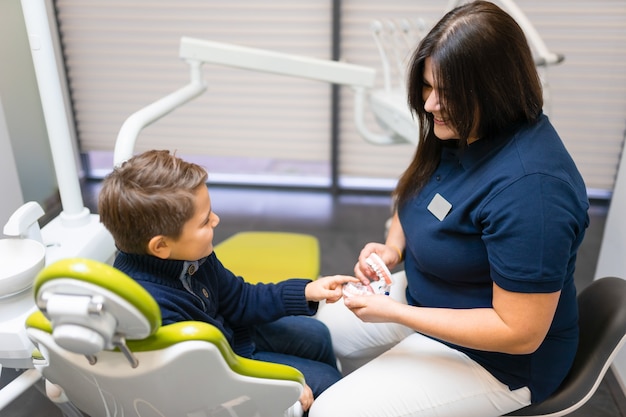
left=311, top=2, right=589, bottom=416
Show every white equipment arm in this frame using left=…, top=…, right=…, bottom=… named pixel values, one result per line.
left=114, top=37, right=379, bottom=165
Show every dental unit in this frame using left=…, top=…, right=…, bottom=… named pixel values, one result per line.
left=0, top=0, right=563, bottom=413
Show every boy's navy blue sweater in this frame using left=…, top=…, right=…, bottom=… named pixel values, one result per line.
left=114, top=251, right=316, bottom=357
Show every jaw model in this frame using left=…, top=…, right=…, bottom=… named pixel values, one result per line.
left=343, top=253, right=393, bottom=297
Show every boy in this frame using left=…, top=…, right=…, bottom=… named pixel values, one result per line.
left=98, top=149, right=356, bottom=412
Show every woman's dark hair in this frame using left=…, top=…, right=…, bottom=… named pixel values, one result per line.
left=394, top=0, right=543, bottom=208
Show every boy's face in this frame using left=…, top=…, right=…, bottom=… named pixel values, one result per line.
left=166, top=185, right=220, bottom=261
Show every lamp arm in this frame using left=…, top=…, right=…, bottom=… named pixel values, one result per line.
left=352, top=87, right=399, bottom=145
left=179, top=37, right=376, bottom=88
left=114, top=37, right=378, bottom=165
left=113, top=60, right=206, bottom=166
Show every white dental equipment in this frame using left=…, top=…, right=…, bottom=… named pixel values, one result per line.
left=1, top=1, right=116, bottom=411
left=0, top=203, right=45, bottom=370
left=365, top=18, right=424, bottom=146
left=113, top=36, right=415, bottom=167
left=19, top=0, right=115, bottom=266
left=1, top=0, right=562, bottom=412
left=23, top=258, right=305, bottom=417
left=0, top=203, right=46, bottom=411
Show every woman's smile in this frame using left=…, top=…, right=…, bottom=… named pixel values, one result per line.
left=433, top=116, right=447, bottom=126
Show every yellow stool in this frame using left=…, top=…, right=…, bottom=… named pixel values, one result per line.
left=214, top=231, right=320, bottom=283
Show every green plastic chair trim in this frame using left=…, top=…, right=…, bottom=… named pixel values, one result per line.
left=127, top=321, right=305, bottom=384
left=26, top=312, right=304, bottom=385
left=30, top=258, right=303, bottom=385
left=34, top=258, right=161, bottom=332
left=26, top=310, right=52, bottom=333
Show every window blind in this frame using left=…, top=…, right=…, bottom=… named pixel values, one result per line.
left=55, top=0, right=626, bottom=194
left=55, top=0, right=335, bottom=182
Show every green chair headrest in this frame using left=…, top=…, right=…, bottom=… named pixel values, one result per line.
left=34, top=258, right=161, bottom=333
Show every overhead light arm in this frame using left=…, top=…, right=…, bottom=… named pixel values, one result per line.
left=114, top=37, right=379, bottom=165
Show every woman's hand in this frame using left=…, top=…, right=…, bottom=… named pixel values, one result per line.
left=343, top=292, right=402, bottom=323
left=354, top=243, right=401, bottom=285
left=355, top=212, right=405, bottom=285
left=344, top=281, right=560, bottom=355
left=305, top=275, right=359, bottom=303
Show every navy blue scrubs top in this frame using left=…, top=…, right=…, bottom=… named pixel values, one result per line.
left=398, top=114, right=589, bottom=403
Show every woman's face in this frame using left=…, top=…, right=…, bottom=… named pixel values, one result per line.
left=422, top=57, right=460, bottom=141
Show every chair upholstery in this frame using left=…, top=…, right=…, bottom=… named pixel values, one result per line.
left=26, top=258, right=304, bottom=417
left=214, top=231, right=320, bottom=283
left=506, top=276, right=626, bottom=417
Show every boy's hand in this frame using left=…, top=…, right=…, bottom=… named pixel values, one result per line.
left=299, top=383, right=314, bottom=411
left=305, top=275, right=359, bottom=303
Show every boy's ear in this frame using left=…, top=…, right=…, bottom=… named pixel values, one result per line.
left=147, top=235, right=171, bottom=259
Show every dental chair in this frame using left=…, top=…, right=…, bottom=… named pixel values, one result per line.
left=25, top=258, right=305, bottom=417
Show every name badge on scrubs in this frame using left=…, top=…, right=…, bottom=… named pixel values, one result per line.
left=427, top=193, right=452, bottom=221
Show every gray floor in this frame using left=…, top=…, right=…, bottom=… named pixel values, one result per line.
left=1, top=183, right=625, bottom=416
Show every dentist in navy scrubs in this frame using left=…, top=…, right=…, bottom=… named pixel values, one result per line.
left=312, top=2, right=589, bottom=416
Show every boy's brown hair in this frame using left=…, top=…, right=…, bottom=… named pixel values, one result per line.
left=98, top=150, right=208, bottom=254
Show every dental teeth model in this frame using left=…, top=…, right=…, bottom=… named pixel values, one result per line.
left=343, top=253, right=393, bottom=297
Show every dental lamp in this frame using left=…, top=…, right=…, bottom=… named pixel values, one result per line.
left=114, top=36, right=417, bottom=166
left=113, top=0, right=565, bottom=164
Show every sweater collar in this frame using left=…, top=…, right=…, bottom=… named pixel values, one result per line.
left=115, top=251, right=203, bottom=286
